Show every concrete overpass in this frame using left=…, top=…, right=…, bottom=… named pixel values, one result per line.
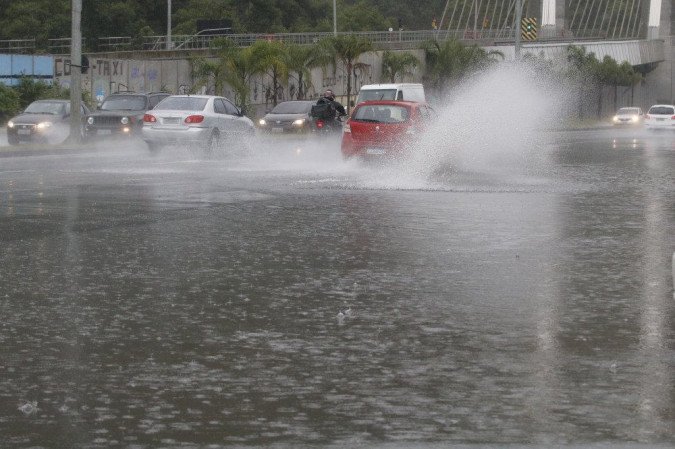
left=40, top=0, right=674, bottom=109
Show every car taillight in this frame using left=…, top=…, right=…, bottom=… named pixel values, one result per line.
left=671, top=115, right=675, bottom=120
left=185, top=115, right=205, bottom=124
left=143, top=114, right=156, bottom=123
left=316, top=119, right=324, bottom=129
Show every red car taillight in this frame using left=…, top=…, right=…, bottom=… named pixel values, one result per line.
left=185, top=115, right=205, bottom=124
left=671, top=115, right=675, bottom=120
left=316, top=119, right=324, bottom=129
left=143, top=114, right=156, bottom=123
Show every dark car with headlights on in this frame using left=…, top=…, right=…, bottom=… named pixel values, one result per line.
left=258, top=100, right=315, bottom=133
left=85, top=92, right=170, bottom=139
left=6, top=99, right=90, bottom=145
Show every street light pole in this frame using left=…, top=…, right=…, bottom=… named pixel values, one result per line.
left=514, top=0, right=522, bottom=61
left=333, top=0, right=337, bottom=36
left=167, top=0, right=172, bottom=50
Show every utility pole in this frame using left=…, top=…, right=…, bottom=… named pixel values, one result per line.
left=167, top=0, right=172, bottom=50
left=514, top=0, right=522, bottom=61
left=69, top=0, right=82, bottom=144
left=333, top=0, right=337, bottom=36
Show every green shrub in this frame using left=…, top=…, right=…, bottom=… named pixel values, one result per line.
left=0, top=83, right=20, bottom=124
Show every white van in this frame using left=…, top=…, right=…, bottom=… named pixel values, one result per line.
left=354, top=83, right=426, bottom=105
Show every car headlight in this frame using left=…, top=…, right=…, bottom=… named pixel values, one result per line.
left=121, top=116, right=129, bottom=125
left=87, top=117, right=94, bottom=125
left=7, top=120, right=14, bottom=128
left=36, top=121, right=53, bottom=130
left=258, top=119, right=266, bottom=126
left=612, top=116, right=619, bottom=122
left=631, top=115, right=638, bottom=122
left=292, top=119, right=305, bottom=126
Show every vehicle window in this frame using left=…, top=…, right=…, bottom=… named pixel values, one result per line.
left=223, top=99, right=239, bottom=115
left=101, top=95, right=148, bottom=111
left=618, top=108, right=639, bottom=114
left=154, top=97, right=208, bottom=111
left=648, top=106, right=675, bottom=115
left=271, top=102, right=312, bottom=114
left=25, top=101, right=66, bottom=115
left=353, top=105, right=410, bottom=123
left=396, top=91, right=403, bottom=100
left=213, top=99, right=227, bottom=114
left=357, top=89, right=397, bottom=102
left=148, top=95, right=168, bottom=109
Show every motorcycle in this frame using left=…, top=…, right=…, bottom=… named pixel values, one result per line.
left=312, top=115, right=344, bottom=134
left=310, top=102, right=345, bottom=135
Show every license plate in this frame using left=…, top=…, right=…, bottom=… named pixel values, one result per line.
left=17, top=129, right=31, bottom=135
left=657, top=118, right=666, bottom=121
left=366, top=148, right=386, bottom=155
left=97, top=129, right=112, bottom=135
left=272, top=127, right=284, bottom=133
left=163, top=117, right=180, bottom=124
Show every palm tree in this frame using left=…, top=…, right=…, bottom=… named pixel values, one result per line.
left=192, top=39, right=235, bottom=96
left=222, top=46, right=258, bottom=112
left=250, top=40, right=288, bottom=107
left=422, top=39, right=502, bottom=93
left=318, top=35, right=374, bottom=113
left=381, top=51, right=419, bottom=83
left=285, top=43, right=321, bottom=100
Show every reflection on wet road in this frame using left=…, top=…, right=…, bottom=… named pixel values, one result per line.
left=0, top=128, right=673, bottom=448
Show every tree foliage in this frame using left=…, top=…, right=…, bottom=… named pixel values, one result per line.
left=422, top=39, right=503, bottom=92
left=317, top=35, right=374, bottom=112
left=0, top=0, right=447, bottom=44
left=381, top=51, right=419, bottom=83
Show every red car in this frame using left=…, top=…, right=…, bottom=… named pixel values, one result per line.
left=341, top=100, right=435, bottom=159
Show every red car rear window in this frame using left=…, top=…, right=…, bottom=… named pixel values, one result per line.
left=353, top=105, right=410, bottom=124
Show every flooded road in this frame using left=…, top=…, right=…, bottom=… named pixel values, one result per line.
left=0, top=128, right=674, bottom=448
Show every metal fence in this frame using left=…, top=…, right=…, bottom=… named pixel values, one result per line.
left=0, top=39, right=36, bottom=54
left=2, top=27, right=648, bottom=56
left=56, top=29, right=631, bottom=55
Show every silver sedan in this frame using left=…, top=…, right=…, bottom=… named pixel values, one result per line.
left=141, top=95, right=254, bottom=153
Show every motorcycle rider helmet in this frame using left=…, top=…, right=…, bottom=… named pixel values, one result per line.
left=323, top=90, right=335, bottom=101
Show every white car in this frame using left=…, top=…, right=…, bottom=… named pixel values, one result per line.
left=612, top=107, right=643, bottom=126
left=644, top=104, right=675, bottom=130
left=141, top=95, right=254, bottom=152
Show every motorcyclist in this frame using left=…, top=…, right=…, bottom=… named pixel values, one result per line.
left=318, top=89, right=346, bottom=118
left=313, top=90, right=346, bottom=132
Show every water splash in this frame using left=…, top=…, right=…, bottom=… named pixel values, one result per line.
left=365, top=63, right=569, bottom=189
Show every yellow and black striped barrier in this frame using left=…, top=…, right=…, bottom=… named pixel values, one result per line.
left=521, top=17, right=537, bottom=41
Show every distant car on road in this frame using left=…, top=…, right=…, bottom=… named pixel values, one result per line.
left=258, top=100, right=315, bottom=133
left=6, top=99, right=90, bottom=145
left=341, top=100, right=435, bottom=160
left=85, top=91, right=170, bottom=140
left=141, top=95, right=255, bottom=153
left=644, top=104, right=675, bottom=130
left=612, top=107, right=643, bottom=126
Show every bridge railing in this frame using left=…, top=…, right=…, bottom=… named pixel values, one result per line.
left=0, top=39, right=36, bottom=54
left=2, top=29, right=648, bottom=55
